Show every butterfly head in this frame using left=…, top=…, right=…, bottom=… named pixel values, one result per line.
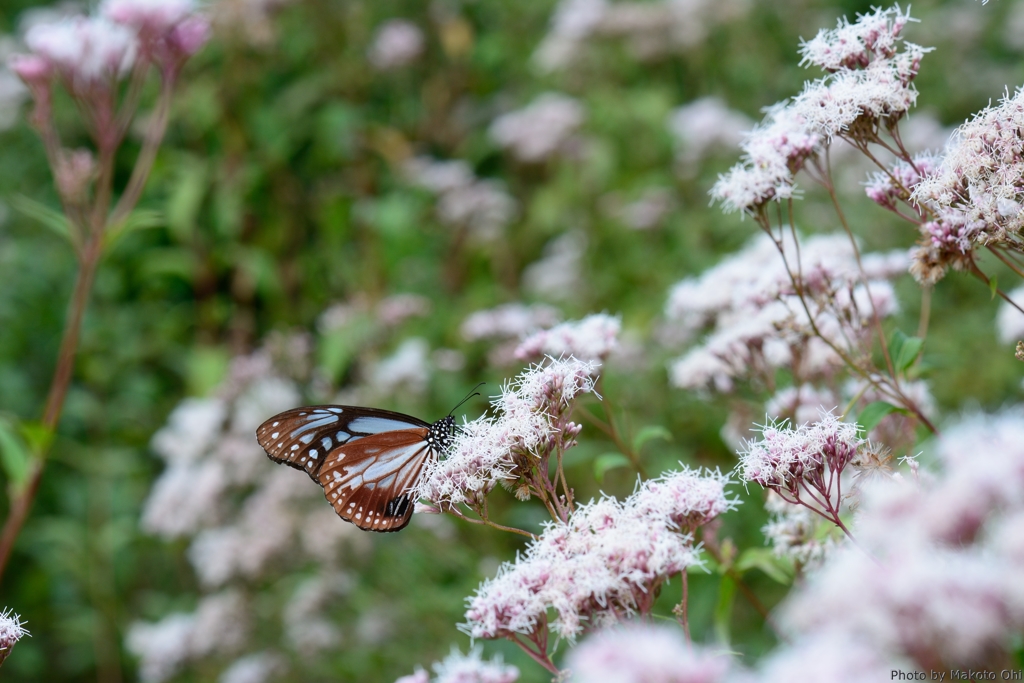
left=428, top=415, right=456, bottom=455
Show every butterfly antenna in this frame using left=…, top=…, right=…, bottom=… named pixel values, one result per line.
left=449, top=382, right=485, bottom=416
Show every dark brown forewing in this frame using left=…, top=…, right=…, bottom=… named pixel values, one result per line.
left=317, top=428, right=431, bottom=532
left=256, top=405, right=429, bottom=482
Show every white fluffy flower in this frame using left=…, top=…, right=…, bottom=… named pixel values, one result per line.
left=911, top=88, right=1024, bottom=253
left=25, top=16, right=138, bottom=85
left=100, top=0, right=196, bottom=33
left=0, top=608, right=28, bottom=665
left=433, top=647, right=519, bottom=683
left=489, top=93, right=585, bottom=162
left=461, top=303, right=561, bottom=342
left=667, top=96, right=751, bottom=169
left=417, top=357, right=598, bottom=508
left=522, top=231, right=586, bottom=301
left=666, top=232, right=904, bottom=392
left=515, top=313, right=621, bottom=362
left=463, top=468, right=732, bottom=640
left=405, top=156, right=518, bottom=238
left=566, top=623, right=730, bottom=683
left=368, top=19, right=424, bottom=70
left=219, top=652, right=286, bottom=683
left=372, top=338, right=431, bottom=395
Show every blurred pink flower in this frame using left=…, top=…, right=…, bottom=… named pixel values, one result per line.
left=566, top=623, right=730, bottom=683
left=515, top=313, right=621, bottom=362
left=368, top=20, right=425, bottom=70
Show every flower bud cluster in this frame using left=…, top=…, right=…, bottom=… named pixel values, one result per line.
left=12, top=0, right=208, bottom=93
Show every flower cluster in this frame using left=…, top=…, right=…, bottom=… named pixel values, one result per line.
left=566, top=409, right=1024, bottom=679
left=404, top=157, right=518, bottom=241
left=463, top=468, right=734, bottom=642
left=665, top=232, right=904, bottom=393
left=461, top=303, right=562, bottom=343
left=738, top=412, right=863, bottom=530
left=515, top=313, right=621, bottom=362
left=535, top=0, right=749, bottom=71
left=909, top=87, right=1024, bottom=282
left=775, top=410, right=1024, bottom=671
left=708, top=104, right=821, bottom=214
left=396, top=647, right=519, bottom=683
left=489, top=93, right=585, bottom=163
left=711, top=6, right=927, bottom=215
left=13, top=0, right=208, bottom=92
left=416, top=357, right=597, bottom=509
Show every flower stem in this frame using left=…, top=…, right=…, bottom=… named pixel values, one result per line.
left=0, top=234, right=102, bottom=582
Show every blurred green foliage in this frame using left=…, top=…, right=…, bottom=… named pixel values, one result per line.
left=0, top=0, right=1022, bottom=680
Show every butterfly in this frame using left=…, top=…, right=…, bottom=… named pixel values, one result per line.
left=256, top=400, right=467, bottom=532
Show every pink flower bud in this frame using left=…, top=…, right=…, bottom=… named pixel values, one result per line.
left=9, top=54, right=53, bottom=85
left=168, top=15, right=210, bottom=57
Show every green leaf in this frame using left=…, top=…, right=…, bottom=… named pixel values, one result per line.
left=18, top=421, right=54, bottom=455
left=735, top=547, right=794, bottom=585
left=888, top=328, right=923, bottom=373
left=990, top=275, right=999, bottom=300
left=10, top=194, right=74, bottom=244
left=106, top=209, right=164, bottom=247
left=713, top=575, right=736, bottom=645
left=593, top=453, right=632, bottom=482
left=632, top=425, right=672, bottom=453
left=0, top=417, right=30, bottom=489
left=857, top=401, right=899, bottom=433
left=166, top=158, right=209, bottom=241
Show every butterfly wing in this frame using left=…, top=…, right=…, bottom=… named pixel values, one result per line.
left=317, top=428, right=433, bottom=532
left=256, top=405, right=429, bottom=482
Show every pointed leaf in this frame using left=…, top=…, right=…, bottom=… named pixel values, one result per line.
left=735, top=547, right=794, bottom=585
left=593, top=453, right=632, bottom=482
left=106, top=209, right=164, bottom=247
left=632, top=425, right=672, bottom=453
left=0, top=417, right=30, bottom=489
left=10, top=194, right=74, bottom=244
left=857, top=401, right=899, bottom=433
left=888, top=328, right=924, bottom=373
